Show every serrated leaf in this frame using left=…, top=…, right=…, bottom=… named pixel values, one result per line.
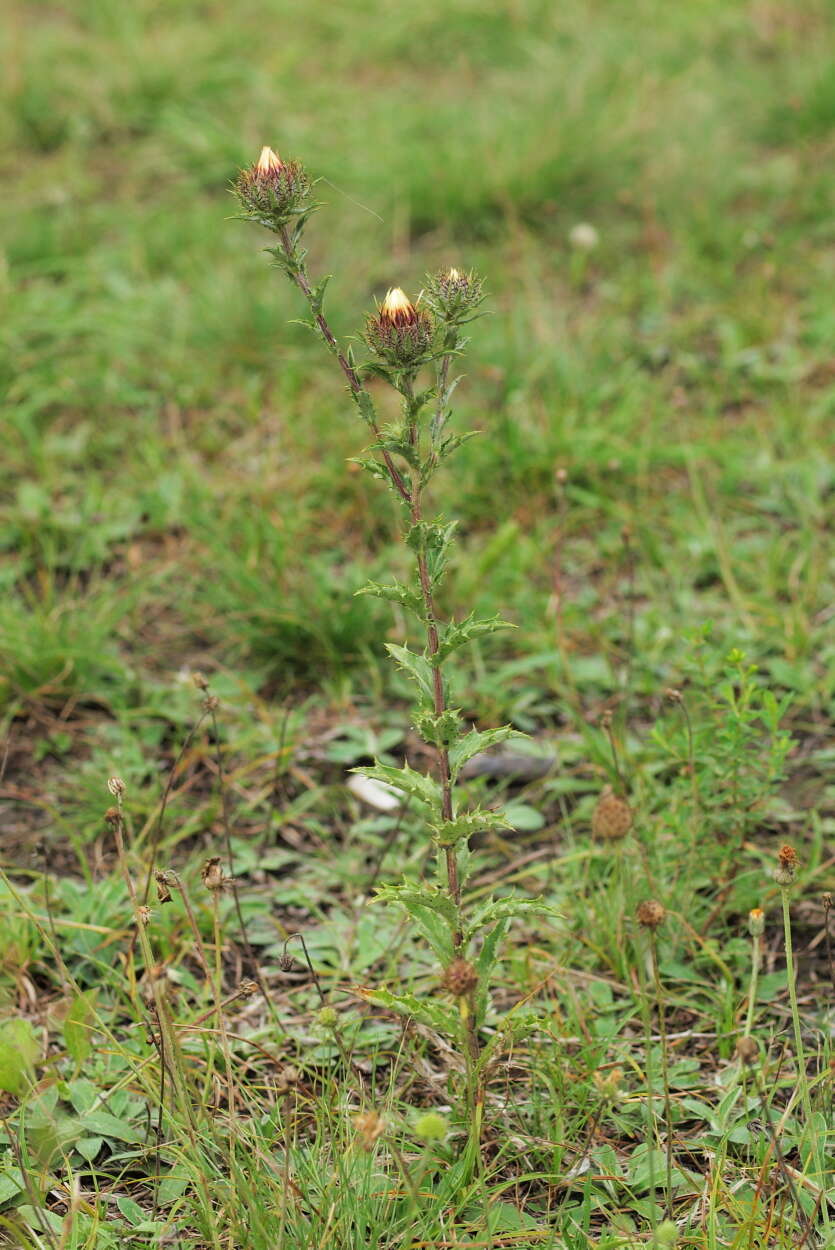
left=385, top=643, right=437, bottom=705
left=349, top=455, right=390, bottom=482
left=355, top=580, right=423, bottom=615
left=434, top=613, right=513, bottom=664
left=353, top=986, right=458, bottom=1036
left=353, top=761, right=441, bottom=811
left=448, top=726, right=523, bottom=779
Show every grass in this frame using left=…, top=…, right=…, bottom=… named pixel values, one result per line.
left=1, top=0, right=834, bottom=1245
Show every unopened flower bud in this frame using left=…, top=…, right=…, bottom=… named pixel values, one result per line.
left=591, top=786, right=632, bottom=841
left=317, top=1006, right=339, bottom=1031
left=365, top=288, right=433, bottom=368
left=425, top=265, right=484, bottom=324
left=747, top=907, right=764, bottom=937
left=413, top=1111, right=448, bottom=1142
left=636, top=899, right=665, bottom=930
left=234, top=145, right=312, bottom=231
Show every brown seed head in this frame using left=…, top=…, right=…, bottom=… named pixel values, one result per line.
left=278, top=952, right=295, bottom=972
left=238, top=979, right=259, bottom=999
left=441, top=958, right=478, bottom=997
left=137, top=905, right=151, bottom=927
left=735, top=1035, right=759, bottom=1066
left=107, top=776, right=126, bottom=800
left=775, top=843, right=798, bottom=886
left=192, top=671, right=210, bottom=691
left=591, top=786, right=632, bottom=841
left=353, top=1109, right=385, bottom=1151
left=636, top=899, right=666, bottom=930
left=201, top=856, right=225, bottom=892
left=104, top=806, right=121, bottom=828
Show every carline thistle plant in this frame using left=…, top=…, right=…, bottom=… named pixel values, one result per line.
left=232, top=147, right=551, bottom=1161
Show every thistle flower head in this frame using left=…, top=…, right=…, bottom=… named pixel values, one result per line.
left=365, top=287, right=433, bottom=368
left=234, top=145, right=312, bottom=231
left=424, top=265, right=485, bottom=324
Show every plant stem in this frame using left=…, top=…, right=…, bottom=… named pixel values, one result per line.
left=779, top=883, right=825, bottom=1214
left=744, top=928, right=761, bottom=1039
left=277, top=225, right=410, bottom=504
left=649, top=934, right=674, bottom=1219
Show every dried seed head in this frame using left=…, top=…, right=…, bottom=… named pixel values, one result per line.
left=664, top=687, right=683, bottom=703
left=137, top=905, right=152, bottom=927
left=591, top=786, right=632, bottom=841
left=234, top=145, right=312, bottom=231
left=201, top=856, right=225, bottom=892
left=107, top=777, right=126, bottom=800
left=636, top=899, right=666, bottom=930
left=276, top=1064, right=300, bottom=1094
left=441, top=958, right=478, bottom=997
left=192, top=671, right=210, bottom=691
left=747, top=907, right=764, bottom=938
left=365, top=288, right=433, bottom=368
left=202, top=694, right=220, bottom=712
left=353, top=1109, right=385, bottom=1151
left=569, top=222, right=599, bottom=251
left=278, top=952, right=295, bottom=972
left=592, top=1066, right=624, bottom=1103
left=154, top=870, right=173, bottom=904
left=238, top=979, right=259, bottom=999
left=735, top=1035, right=759, bottom=1066
left=774, top=843, right=798, bottom=887
left=104, top=806, right=121, bottom=828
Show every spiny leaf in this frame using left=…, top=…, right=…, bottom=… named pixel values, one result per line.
left=448, top=725, right=525, bottom=779
left=433, top=613, right=514, bottom=664
left=353, top=761, right=441, bottom=811
left=355, top=579, right=423, bottom=615
left=385, top=642, right=436, bottom=705
left=352, top=985, right=458, bottom=1036
left=430, top=807, right=511, bottom=847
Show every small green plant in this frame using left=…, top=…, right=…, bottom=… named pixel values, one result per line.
left=233, top=146, right=551, bottom=1166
